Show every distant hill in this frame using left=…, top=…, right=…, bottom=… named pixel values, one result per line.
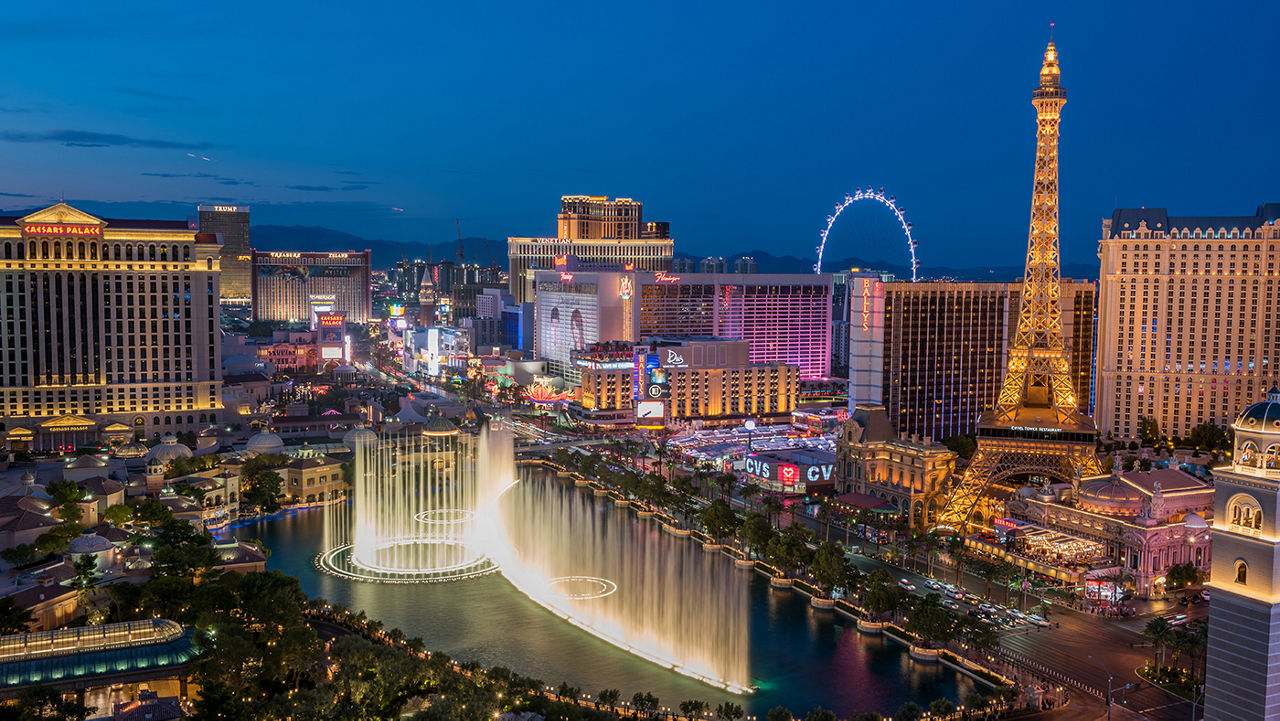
left=251, top=225, right=504, bottom=269
left=252, top=225, right=1098, bottom=281
left=675, top=249, right=1097, bottom=282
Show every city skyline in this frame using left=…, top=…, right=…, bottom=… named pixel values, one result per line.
left=3, top=2, right=1277, bottom=267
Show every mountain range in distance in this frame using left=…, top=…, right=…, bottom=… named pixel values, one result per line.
left=250, top=225, right=1099, bottom=282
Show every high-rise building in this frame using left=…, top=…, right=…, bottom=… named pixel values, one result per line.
left=733, top=257, right=758, bottom=274
left=848, top=278, right=1095, bottom=441
left=0, top=203, right=223, bottom=451
left=1095, top=203, right=1280, bottom=441
left=508, top=195, right=673, bottom=303
left=251, top=250, right=372, bottom=324
left=395, top=259, right=428, bottom=301
left=198, top=204, right=250, bottom=301
left=533, top=267, right=833, bottom=383
left=937, top=37, right=1102, bottom=530
left=1204, top=389, right=1280, bottom=720
left=557, top=195, right=643, bottom=239
left=671, top=257, right=696, bottom=273
left=699, top=257, right=727, bottom=273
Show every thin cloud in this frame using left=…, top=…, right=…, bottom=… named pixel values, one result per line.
left=341, top=185, right=369, bottom=191
left=335, top=170, right=362, bottom=176
left=141, top=171, right=254, bottom=186
left=0, top=191, right=35, bottom=198
left=1, top=129, right=216, bottom=150
left=286, top=185, right=337, bottom=192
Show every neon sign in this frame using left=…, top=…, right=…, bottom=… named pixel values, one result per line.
left=623, top=262, right=635, bottom=271
left=619, top=277, right=633, bottom=300
left=559, top=272, right=574, bottom=283
left=861, top=278, right=872, bottom=331
left=24, top=224, right=101, bottom=236
left=318, top=314, right=344, bottom=327
left=654, top=271, right=680, bottom=283
left=554, top=255, right=568, bottom=268
left=778, top=464, right=799, bottom=486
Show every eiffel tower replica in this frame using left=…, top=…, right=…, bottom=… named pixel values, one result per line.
left=937, top=34, right=1102, bottom=531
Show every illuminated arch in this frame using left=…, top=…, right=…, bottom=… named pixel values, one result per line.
left=815, top=187, right=919, bottom=280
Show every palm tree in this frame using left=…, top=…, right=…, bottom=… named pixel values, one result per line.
left=741, top=481, right=761, bottom=511
left=715, top=472, right=737, bottom=501
left=947, top=534, right=967, bottom=587
left=817, top=499, right=835, bottom=543
left=761, top=495, right=783, bottom=527
left=903, top=533, right=922, bottom=572
left=692, top=462, right=714, bottom=497
left=597, top=688, right=621, bottom=708
left=1143, top=616, right=1174, bottom=669
left=921, top=530, right=941, bottom=577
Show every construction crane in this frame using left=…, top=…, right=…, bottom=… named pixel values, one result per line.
left=457, top=219, right=465, bottom=265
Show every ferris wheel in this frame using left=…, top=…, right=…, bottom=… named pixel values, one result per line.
left=814, top=187, right=920, bottom=281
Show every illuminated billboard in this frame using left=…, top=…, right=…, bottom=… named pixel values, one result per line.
left=320, top=346, right=344, bottom=360
left=635, top=400, right=665, bottom=428
left=388, top=303, right=405, bottom=317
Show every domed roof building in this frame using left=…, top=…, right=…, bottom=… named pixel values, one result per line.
left=1076, top=476, right=1146, bottom=517
left=1233, top=387, right=1280, bottom=470
left=245, top=428, right=284, bottom=456
left=68, top=529, right=116, bottom=570
left=343, top=426, right=378, bottom=450
left=114, top=437, right=150, bottom=460
left=146, top=435, right=193, bottom=464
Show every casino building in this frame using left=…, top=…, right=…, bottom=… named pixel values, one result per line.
left=251, top=249, right=372, bottom=324
left=0, top=203, right=223, bottom=450
left=508, top=195, right=673, bottom=304
left=534, top=265, right=832, bottom=383
left=197, top=204, right=250, bottom=302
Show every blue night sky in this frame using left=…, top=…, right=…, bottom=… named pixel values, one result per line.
left=4, top=1, right=1277, bottom=267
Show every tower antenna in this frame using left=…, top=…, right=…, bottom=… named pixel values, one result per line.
left=457, top=219, right=464, bottom=265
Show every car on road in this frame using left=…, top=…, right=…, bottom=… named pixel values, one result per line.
left=1006, top=608, right=1027, bottom=620
left=944, top=587, right=966, bottom=600
left=942, top=599, right=961, bottom=611
left=979, top=603, right=997, bottom=613
left=923, top=579, right=942, bottom=590
left=1166, top=613, right=1190, bottom=626
left=1027, top=614, right=1051, bottom=627
left=898, top=579, right=916, bottom=591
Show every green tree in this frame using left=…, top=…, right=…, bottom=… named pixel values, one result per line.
left=244, top=470, right=284, bottom=512
left=631, top=692, right=659, bottom=717
left=905, top=593, right=956, bottom=648
left=739, top=513, right=774, bottom=559
left=811, top=542, right=850, bottom=597
left=740, top=481, right=761, bottom=510
left=947, top=534, right=968, bottom=586
left=71, top=554, right=101, bottom=606
left=929, top=698, right=955, bottom=717
left=680, top=700, right=710, bottom=717
left=596, top=689, right=620, bottom=708
left=0, top=595, right=35, bottom=634
left=151, top=518, right=218, bottom=579
left=137, top=498, right=173, bottom=526
left=894, top=702, right=923, bottom=721
left=46, top=479, right=82, bottom=506
left=804, top=709, right=837, bottom=721
left=715, top=701, right=745, bottom=720
left=0, top=544, right=38, bottom=568
left=1144, top=615, right=1174, bottom=668
left=701, top=499, right=740, bottom=543
left=766, top=708, right=794, bottom=721
left=715, top=472, right=737, bottom=501
left=0, top=686, right=92, bottom=721
left=761, top=495, right=783, bottom=526
left=103, top=504, right=134, bottom=527
left=941, top=433, right=977, bottom=459
left=33, top=523, right=84, bottom=556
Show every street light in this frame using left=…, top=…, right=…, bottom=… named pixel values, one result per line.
left=744, top=419, right=756, bottom=454
left=1088, top=654, right=1132, bottom=721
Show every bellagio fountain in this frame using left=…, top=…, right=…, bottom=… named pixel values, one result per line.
left=317, top=413, right=750, bottom=693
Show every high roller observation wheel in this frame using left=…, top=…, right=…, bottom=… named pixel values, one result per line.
left=814, top=187, right=920, bottom=281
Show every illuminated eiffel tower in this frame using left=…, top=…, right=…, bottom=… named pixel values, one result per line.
left=937, top=33, right=1101, bottom=531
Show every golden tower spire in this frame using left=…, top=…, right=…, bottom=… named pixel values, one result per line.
left=991, top=34, right=1075, bottom=423
left=935, top=35, right=1101, bottom=532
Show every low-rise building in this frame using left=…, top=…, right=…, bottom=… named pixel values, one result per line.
left=835, top=404, right=956, bottom=530
left=280, top=455, right=345, bottom=504
left=1003, top=467, right=1213, bottom=598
